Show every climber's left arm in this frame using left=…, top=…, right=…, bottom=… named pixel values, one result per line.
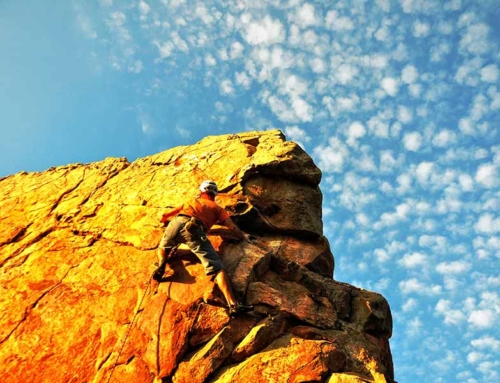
left=222, top=218, right=249, bottom=242
left=160, top=206, right=182, bottom=223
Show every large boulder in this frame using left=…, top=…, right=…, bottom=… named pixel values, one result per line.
left=0, top=130, right=394, bottom=383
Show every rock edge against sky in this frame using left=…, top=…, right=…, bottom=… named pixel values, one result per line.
left=0, top=130, right=394, bottom=383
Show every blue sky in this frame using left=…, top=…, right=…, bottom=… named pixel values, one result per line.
left=2, top=0, right=500, bottom=381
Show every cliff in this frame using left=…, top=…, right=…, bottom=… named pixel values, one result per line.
left=0, top=130, right=394, bottom=383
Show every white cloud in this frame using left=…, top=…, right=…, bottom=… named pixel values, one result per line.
left=379, top=150, right=399, bottom=173
left=481, top=64, right=499, bottom=83
left=475, top=213, right=500, bottom=234
left=408, top=83, right=422, bottom=97
left=467, top=351, right=484, bottom=364
left=336, top=63, right=359, bottom=85
left=284, top=126, right=311, bottom=148
left=356, top=212, right=370, bottom=226
left=267, top=95, right=292, bottom=122
left=419, top=234, right=447, bottom=252
left=455, top=57, right=484, bottom=86
left=77, top=15, right=98, bottom=39
left=399, top=278, right=442, bottom=295
left=336, top=175, right=378, bottom=211
left=376, top=0, right=391, bottom=12
left=393, top=42, right=409, bottom=61
left=477, top=361, right=500, bottom=380
left=194, top=4, right=215, bottom=24
left=218, top=48, right=228, bottom=61
left=403, top=132, right=423, bottom=152
left=205, top=54, right=217, bottom=66
left=381, top=77, right=399, bottom=96
left=406, top=317, right=423, bottom=337
left=471, top=336, right=500, bottom=351
left=346, top=121, right=366, bottom=147
left=458, top=117, right=475, bottom=135
left=430, top=42, right=452, bottom=62
left=470, top=94, right=490, bottom=121
left=468, top=309, right=495, bottom=328
left=436, top=261, right=471, bottom=275
left=374, top=248, right=390, bottom=262
left=475, top=164, right=499, bottom=188
left=444, top=0, right=462, bottom=11
left=325, top=10, right=354, bottom=31
left=128, top=60, right=143, bottom=73
left=368, top=54, right=389, bottom=69
left=375, top=278, right=390, bottom=291
left=375, top=22, right=391, bottom=42
left=289, top=3, right=319, bottom=29
left=458, top=173, right=474, bottom=191
left=265, top=92, right=313, bottom=123
left=435, top=299, right=466, bottom=325
left=459, top=22, right=491, bottom=56
left=402, top=298, right=417, bottom=312
left=415, top=161, right=434, bottom=185
left=489, top=88, right=500, bottom=110
left=376, top=203, right=411, bottom=229
left=107, top=11, right=126, bottom=28
left=220, top=79, right=235, bottom=95
left=400, top=0, right=415, bottom=13
left=170, top=32, right=189, bottom=52
left=277, top=73, right=309, bottom=98
left=313, top=137, right=349, bottom=173
left=337, top=95, right=359, bottom=111
left=235, top=72, right=251, bottom=89
left=398, top=252, right=428, bottom=268
left=155, top=41, right=174, bottom=59
left=413, top=20, right=430, bottom=37
left=367, top=114, right=390, bottom=138
left=310, top=57, right=327, bottom=74
left=432, top=129, right=457, bottom=147
left=230, top=42, right=245, bottom=59
left=292, top=98, right=313, bottom=122
left=242, top=16, right=286, bottom=46
left=396, top=173, right=412, bottom=194
left=355, top=152, right=377, bottom=172
left=303, top=30, right=318, bottom=46
left=387, top=240, right=407, bottom=255
left=138, top=1, right=151, bottom=15
left=475, top=148, right=490, bottom=160
left=398, top=106, right=413, bottom=124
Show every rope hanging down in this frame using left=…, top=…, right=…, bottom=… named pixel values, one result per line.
left=105, top=245, right=178, bottom=383
left=105, top=271, right=154, bottom=383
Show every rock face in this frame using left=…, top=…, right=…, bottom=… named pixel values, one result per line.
left=0, top=130, right=394, bottom=383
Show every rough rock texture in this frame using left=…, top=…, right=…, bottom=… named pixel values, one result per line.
left=0, top=130, right=394, bottom=383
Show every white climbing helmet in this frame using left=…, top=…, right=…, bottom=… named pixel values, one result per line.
left=199, top=180, right=218, bottom=195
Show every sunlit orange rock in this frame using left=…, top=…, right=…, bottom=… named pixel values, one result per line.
left=0, top=130, right=394, bottom=383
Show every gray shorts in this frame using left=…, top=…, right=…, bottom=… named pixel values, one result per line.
left=158, top=216, right=224, bottom=276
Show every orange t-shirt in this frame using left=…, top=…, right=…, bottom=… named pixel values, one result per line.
left=180, top=198, right=230, bottom=231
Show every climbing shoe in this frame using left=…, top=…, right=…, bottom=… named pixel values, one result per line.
left=152, top=265, right=165, bottom=282
left=228, top=303, right=254, bottom=316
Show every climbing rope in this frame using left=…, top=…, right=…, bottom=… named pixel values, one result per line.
left=105, top=246, right=179, bottom=383
left=105, top=271, right=154, bottom=383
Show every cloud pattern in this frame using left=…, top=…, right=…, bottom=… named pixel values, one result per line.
left=74, top=1, right=500, bottom=381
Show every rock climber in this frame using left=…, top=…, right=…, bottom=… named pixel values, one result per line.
left=154, top=180, right=254, bottom=316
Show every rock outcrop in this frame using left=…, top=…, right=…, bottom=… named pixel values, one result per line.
left=0, top=130, right=394, bottom=383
